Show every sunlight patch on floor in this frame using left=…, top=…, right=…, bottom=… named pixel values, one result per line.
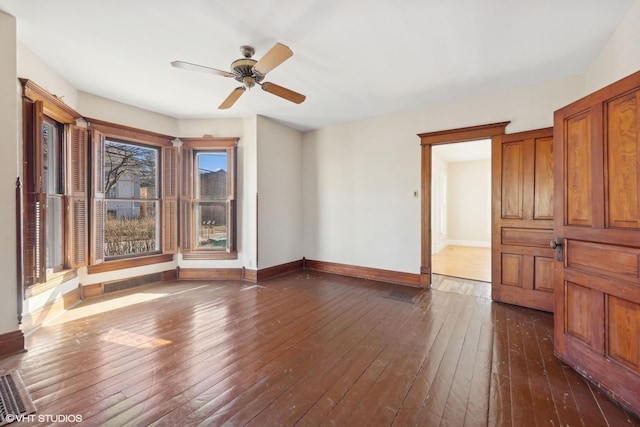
left=101, top=328, right=172, bottom=348
left=46, top=284, right=209, bottom=325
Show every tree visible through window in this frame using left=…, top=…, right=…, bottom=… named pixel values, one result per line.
left=103, top=139, right=159, bottom=258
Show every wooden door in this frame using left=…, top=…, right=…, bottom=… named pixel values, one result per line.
left=554, top=69, right=640, bottom=414
left=492, top=128, right=555, bottom=312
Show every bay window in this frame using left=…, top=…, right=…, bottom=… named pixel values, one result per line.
left=21, top=80, right=240, bottom=286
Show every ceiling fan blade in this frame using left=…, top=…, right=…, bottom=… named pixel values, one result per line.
left=253, top=43, right=293, bottom=75
left=171, top=61, right=234, bottom=77
left=219, top=87, right=246, bottom=109
left=261, top=82, right=306, bottom=104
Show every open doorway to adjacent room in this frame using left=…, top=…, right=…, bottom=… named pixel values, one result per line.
left=431, top=139, right=491, bottom=283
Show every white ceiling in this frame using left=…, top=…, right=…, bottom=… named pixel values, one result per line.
left=0, top=0, right=634, bottom=131
left=433, top=139, right=491, bottom=163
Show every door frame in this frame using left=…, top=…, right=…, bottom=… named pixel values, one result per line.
left=418, top=121, right=510, bottom=287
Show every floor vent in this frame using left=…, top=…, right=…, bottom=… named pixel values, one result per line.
left=386, top=289, right=419, bottom=304
left=0, top=371, right=36, bottom=426
left=103, top=272, right=162, bottom=294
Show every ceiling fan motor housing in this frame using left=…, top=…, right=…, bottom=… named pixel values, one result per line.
left=230, top=57, right=264, bottom=88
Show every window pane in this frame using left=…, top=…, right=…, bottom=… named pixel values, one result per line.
left=42, top=120, right=60, bottom=194
left=196, top=152, right=227, bottom=199
left=46, top=196, right=63, bottom=269
left=195, top=201, right=227, bottom=249
left=104, top=140, right=158, bottom=198
left=105, top=200, right=159, bottom=257
left=103, top=139, right=159, bottom=259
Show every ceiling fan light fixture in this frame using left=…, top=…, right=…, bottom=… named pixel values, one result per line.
left=242, top=76, right=256, bottom=88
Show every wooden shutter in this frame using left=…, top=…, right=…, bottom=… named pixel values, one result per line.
left=23, top=100, right=46, bottom=285
left=90, top=129, right=105, bottom=265
left=180, top=147, right=193, bottom=252
left=162, top=145, right=178, bottom=254
left=68, top=125, right=88, bottom=267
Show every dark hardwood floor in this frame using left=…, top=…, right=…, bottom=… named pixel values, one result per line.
left=1, top=270, right=638, bottom=426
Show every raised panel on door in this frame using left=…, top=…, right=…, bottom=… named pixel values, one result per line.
left=492, top=127, right=555, bottom=312
left=565, top=112, right=593, bottom=226
left=534, top=137, right=554, bottom=219
left=554, top=69, right=640, bottom=415
left=608, top=295, right=640, bottom=371
left=607, top=91, right=640, bottom=229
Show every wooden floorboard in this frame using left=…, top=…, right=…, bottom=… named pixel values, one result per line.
left=432, top=245, right=491, bottom=283
left=1, top=270, right=638, bottom=426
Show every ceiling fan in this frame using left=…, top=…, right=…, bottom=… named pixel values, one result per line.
left=171, top=43, right=306, bottom=109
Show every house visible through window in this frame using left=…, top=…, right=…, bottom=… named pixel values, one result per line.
left=195, top=152, right=228, bottom=249
left=103, top=139, right=159, bottom=258
left=181, top=137, right=237, bottom=259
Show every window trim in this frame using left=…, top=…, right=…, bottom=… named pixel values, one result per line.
left=87, top=118, right=177, bottom=267
left=20, top=79, right=84, bottom=288
left=180, top=136, right=238, bottom=260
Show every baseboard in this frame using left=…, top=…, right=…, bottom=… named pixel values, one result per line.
left=433, top=239, right=450, bottom=254
left=21, top=287, right=81, bottom=334
left=243, top=268, right=258, bottom=282
left=304, top=259, right=422, bottom=287
left=177, top=267, right=244, bottom=280
left=0, top=330, right=25, bottom=358
left=447, top=240, right=491, bottom=248
left=81, top=269, right=178, bottom=299
left=257, top=259, right=304, bottom=281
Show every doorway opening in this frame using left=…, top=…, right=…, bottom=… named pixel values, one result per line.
left=431, top=140, right=491, bottom=283
left=417, top=121, right=509, bottom=289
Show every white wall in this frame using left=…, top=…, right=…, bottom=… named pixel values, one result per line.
left=586, top=0, right=640, bottom=92
left=79, top=92, right=177, bottom=136
left=447, top=159, right=491, bottom=246
left=240, top=115, right=258, bottom=270
left=256, top=116, right=303, bottom=269
left=0, top=10, right=19, bottom=334
left=302, top=119, right=423, bottom=273
left=18, top=42, right=79, bottom=110
left=303, top=74, right=585, bottom=274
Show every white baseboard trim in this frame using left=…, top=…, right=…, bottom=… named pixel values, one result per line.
left=448, top=240, right=491, bottom=248
left=433, top=238, right=451, bottom=254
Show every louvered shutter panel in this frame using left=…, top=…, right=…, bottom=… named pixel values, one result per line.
left=23, top=101, right=46, bottom=285
left=180, top=147, right=193, bottom=252
left=90, top=129, right=105, bottom=265
left=68, top=125, right=88, bottom=267
left=162, top=145, right=178, bottom=254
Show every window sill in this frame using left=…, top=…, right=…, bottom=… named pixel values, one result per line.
left=87, top=253, right=174, bottom=274
left=25, top=269, right=78, bottom=299
left=181, top=251, right=238, bottom=261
